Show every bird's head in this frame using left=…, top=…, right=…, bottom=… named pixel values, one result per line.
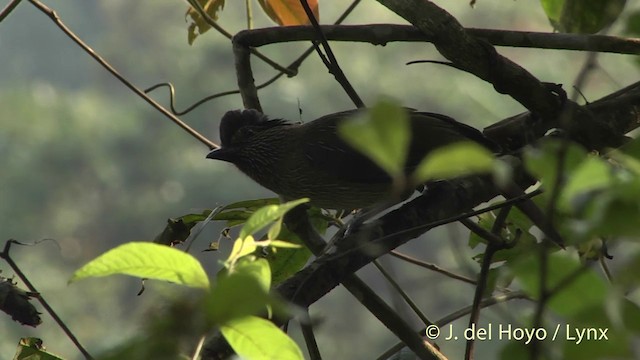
left=206, top=109, right=289, bottom=164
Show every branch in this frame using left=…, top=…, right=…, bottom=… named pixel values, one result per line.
left=29, top=0, right=217, bottom=150
left=233, top=25, right=640, bottom=55
left=376, top=0, right=563, bottom=119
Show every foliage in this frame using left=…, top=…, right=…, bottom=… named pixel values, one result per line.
left=68, top=199, right=309, bottom=359
left=540, top=0, right=627, bottom=33
left=3, top=0, right=640, bottom=360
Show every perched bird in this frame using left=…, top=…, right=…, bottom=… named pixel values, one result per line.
left=207, top=108, right=498, bottom=210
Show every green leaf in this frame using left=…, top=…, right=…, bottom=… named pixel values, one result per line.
left=238, top=198, right=309, bottom=240
left=14, top=338, right=63, bottom=360
left=267, top=217, right=283, bottom=241
left=227, top=235, right=258, bottom=264
left=70, top=242, right=210, bottom=289
left=265, top=226, right=312, bottom=285
left=338, top=98, right=410, bottom=177
left=221, top=316, right=304, bottom=360
left=412, top=141, right=494, bottom=183
left=208, top=259, right=272, bottom=324
left=257, top=240, right=302, bottom=249
left=625, top=10, right=640, bottom=38
left=509, top=252, right=607, bottom=318
left=468, top=211, right=495, bottom=249
left=540, top=0, right=627, bottom=33
left=559, top=156, right=613, bottom=210
left=223, top=198, right=280, bottom=210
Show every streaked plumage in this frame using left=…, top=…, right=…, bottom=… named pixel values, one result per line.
left=207, top=108, right=497, bottom=210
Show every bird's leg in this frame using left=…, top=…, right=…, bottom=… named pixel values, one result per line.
left=322, top=199, right=401, bottom=255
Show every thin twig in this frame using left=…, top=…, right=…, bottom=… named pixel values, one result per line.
left=186, top=0, right=294, bottom=75
left=299, top=0, right=364, bottom=108
left=245, top=0, right=252, bottom=30
left=191, top=335, right=206, bottom=360
left=376, top=291, right=529, bottom=360
left=300, top=309, right=322, bottom=360
left=390, top=251, right=477, bottom=285
left=373, top=260, right=433, bottom=326
left=146, top=0, right=363, bottom=116
left=1, top=240, right=94, bottom=360
left=324, top=189, right=543, bottom=265
left=0, top=0, right=22, bottom=23
left=462, top=205, right=511, bottom=360
left=29, top=0, right=216, bottom=149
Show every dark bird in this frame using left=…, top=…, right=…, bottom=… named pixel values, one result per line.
left=207, top=108, right=498, bottom=210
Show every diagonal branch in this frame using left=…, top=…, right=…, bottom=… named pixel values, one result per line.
left=234, top=25, right=640, bottom=55
left=28, top=0, right=217, bottom=150
left=376, top=0, right=564, bottom=120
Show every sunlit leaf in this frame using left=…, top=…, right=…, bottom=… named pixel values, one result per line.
left=267, top=217, right=283, bottom=240
left=238, top=198, right=309, bottom=240
left=221, top=316, right=304, bottom=360
left=412, top=141, right=494, bottom=182
left=227, top=235, right=258, bottom=264
left=70, top=242, right=210, bottom=289
left=339, top=98, right=410, bottom=178
left=257, top=0, right=318, bottom=26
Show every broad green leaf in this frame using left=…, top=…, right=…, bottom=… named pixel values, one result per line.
left=412, top=141, right=494, bottom=183
left=231, top=257, right=271, bottom=292
left=509, top=252, right=607, bottom=318
left=70, top=242, right=210, bottom=289
left=267, top=217, right=283, bottom=240
left=214, top=209, right=253, bottom=228
left=467, top=211, right=495, bottom=249
left=540, top=0, right=626, bottom=33
left=562, top=326, right=630, bottom=360
left=610, top=147, right=640, bottom=175
left=523, top=140, right=587, bottom=204
left=499, top=341, right=529, bottom=360
left=339, top=98, right=410, bottom=178
left=257, top=0, right=318, bottom=26
left=213, top=199, right=281, bottom=228
left=265, top=226, right=312, bottom=285
left=221, top=316, right=304, bottom=360
left=559, top=156, right=613, bottom=210
left=625, top=10, right=640, bottom=39
left=223, top=198, right=280, bottom=210
left=238, top=198, right=309, bottom=240
left=208, top=259, right=271, bottom=323
left=186, top=0, right=226, bottom=45
left=227, top=235, right=258, bottom=264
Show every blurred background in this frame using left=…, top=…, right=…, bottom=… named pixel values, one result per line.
left=1, top=1, right=639, bottom=359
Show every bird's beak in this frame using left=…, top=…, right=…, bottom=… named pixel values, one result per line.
left=206, top=147, right=236, bottom=163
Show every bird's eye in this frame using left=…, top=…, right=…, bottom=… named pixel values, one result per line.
left=236, top=126, right=256, bottom=140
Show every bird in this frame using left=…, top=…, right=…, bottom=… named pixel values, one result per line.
left=206, top=108, right=499, bottom=210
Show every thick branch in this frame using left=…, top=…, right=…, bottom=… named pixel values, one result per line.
left=202, top=80, right=640, bottom=360
left=234, top=25, right=640, bottom=55
left=376, top=0, right=562, bottom=119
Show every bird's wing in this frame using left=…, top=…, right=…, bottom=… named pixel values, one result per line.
left=303, top=109, right=496, bottom=184
left=303, top=110, right=393, bottom=184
